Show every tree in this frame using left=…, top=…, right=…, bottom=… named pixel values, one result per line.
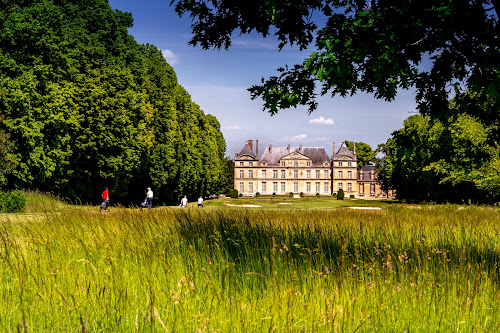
left=0, top=0, right=228, bottom=204
left=373, top=144, right=392, bottom=198
left=0, top=116, right=17, bottom=187
left=344, top=141, right=375, bottom=169
left=218, top=156, right=235, bottom=195
left=381, top=107, right=499, bottom=203
left=171, top=0, right=499, bottom=116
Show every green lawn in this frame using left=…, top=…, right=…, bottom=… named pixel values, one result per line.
left=187, top=195, right=394, bottom=210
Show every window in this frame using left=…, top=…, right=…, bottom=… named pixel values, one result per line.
left=262, top=182, right=267, bottom=193
left=347, top=171, right=352, bottom=179
left=338, top=182, right=343, bottom=190
left=315, top=182, right=320, bottom=193
left=281, top=182, right=286, bottom=193
left=307, top=170, right=311, bottom=179
left=249, top=162, right=253, bottom=167
left=248, top=170, right=253, bottom=179
left=273, top=182, right=278, bottom=193
left=281, top=161, right=286, bottom=166
left=324, top=170, right=329, bottom=179
left=359, top=184, right=364, bottom=194
left=306, top=182, right=311, bottom=192
left=338, top=171, right=343, bottom=179
left=293, top=182, right=298, bottom=192
left=294, top=161, right=298, bottom=167
left=239, top=182, right=244, bottom=193
left=316, top=170, right=320, bottom=179
left=324, top=182, right=328, bottom=193
left=262, top=170, right=266, bottom=179
left=307, top=161, right=311, bottom=167
left=239, top=170, right=244, bottom=179
left=294, top=170, right=298, bottom=178
left=347, top=183, right=352, bottom=192
left=273, top=170, right=278, bottom=179
left=370, top=183, right=375, bottom=194
left=249, top=182, right=253, bottom=192
left=339, top=162, right=343, bottom=167
left=371, top=173, right=375, bottom=181
left=281, top=170, right=285, bottom=179
left=348, top=162, right=352, bottom=167
left=239, top=162, right=244, bottom=166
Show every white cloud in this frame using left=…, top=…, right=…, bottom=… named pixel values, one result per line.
left=308, top=116, right=335, bottom=125
left=222, top=125, right=241, bottom=130
left=161, top=49, right=179, bottom=66
left=281, top=134, right=329, bottom=143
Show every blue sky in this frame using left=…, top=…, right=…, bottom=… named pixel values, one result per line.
left=108, top=0, right=417, bottom=157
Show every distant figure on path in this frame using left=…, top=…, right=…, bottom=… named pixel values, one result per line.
left=101, top=187, right=109, bottom=211
left=180, top=195, right=188, bottom=208
left=146, top=187, right=153, bottom=209
left=198, top=196, right=204, bottom=208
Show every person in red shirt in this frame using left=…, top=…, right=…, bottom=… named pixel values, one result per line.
left=101, top=187, right=109, bottom=211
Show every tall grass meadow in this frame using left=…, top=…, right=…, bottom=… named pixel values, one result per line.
left=1, top=203, right=499, bottom=331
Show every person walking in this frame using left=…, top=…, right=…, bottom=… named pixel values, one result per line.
left=197, top=196, right=204, bottom=208
left=180, top=195, right=188, bottom=208
left=146, top=187, right=153, bottom=209
left=101, top=187, right=109, bottom=211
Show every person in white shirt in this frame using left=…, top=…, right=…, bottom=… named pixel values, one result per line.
left=197, top=196, right=204, bottom=208
left=180, top=195, right=188, bottom=208
left=146, top=187, right=153, bottom=209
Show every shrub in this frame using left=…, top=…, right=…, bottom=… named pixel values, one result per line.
left=239, top=193, right=243, bottom=197
left=289, top=192, right=293, bottom=197
left=316, top=193, right=320, bottom=197
left=333, top=192, right=337, bottom=197
left=299, top=192, right=304, bottom=198
left=229, top=189, right=238, bottom=198
left=272, top=192, right=276, bottom=197
left=350, top=195, right=355, bottom=199
left=256, top=192, right=260, bottom=197
left=337, top=189, right=344, bottom=200
left=0, top=190, right=26, bottom=213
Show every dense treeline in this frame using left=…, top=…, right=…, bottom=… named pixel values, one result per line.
left=0, top=0, right=228, bottom=204
left=379, top=93, right=500, bottom=204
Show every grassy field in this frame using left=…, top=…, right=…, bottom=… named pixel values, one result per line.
left=1, top=194, right=499, bottom=331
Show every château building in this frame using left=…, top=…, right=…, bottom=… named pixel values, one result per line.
left=234, top=139, right=384, bottom=198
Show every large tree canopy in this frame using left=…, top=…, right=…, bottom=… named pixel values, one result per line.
left=378, top=95, right=500, bottom=203
left=0, top=0, right=228, bottom=204
left=172, top=0, right=500, bottom=116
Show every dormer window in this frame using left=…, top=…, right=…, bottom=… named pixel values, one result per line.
left=339, top=162, right=343, bottom=167
left=348, top=162, right=352, bottom=167
left=240, top=162, right=244, bottom=166
left=249, top=162, right=253, bottom=167
left=281, top=161, right=285, bottom=166
left=307, top=161, right=311, bottom=167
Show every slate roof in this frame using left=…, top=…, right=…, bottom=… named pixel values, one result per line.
left=332, top=142, right=356, bottom=160
left=260, top=147, right=329, bottom=165
left=358, top=165, right=376, bottom=181
left=237, top=143, right=256, bottom=158
left=361, top=165, right=375, bottom=172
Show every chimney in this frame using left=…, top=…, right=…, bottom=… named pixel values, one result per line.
left=333, top=142, right=336, bottom=155
left=247, top=139, right=253, bottom=152
left=235, top=152, right=238, bottom=159
left=353, top=142, right=356, bottom=155
left=269, top=144, right=272, bottom=152
left=299, top=144, right=303, bottom=153
left=256, top=140, right=259, bottom=158
left=287, top=144, right=290, bottom=152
